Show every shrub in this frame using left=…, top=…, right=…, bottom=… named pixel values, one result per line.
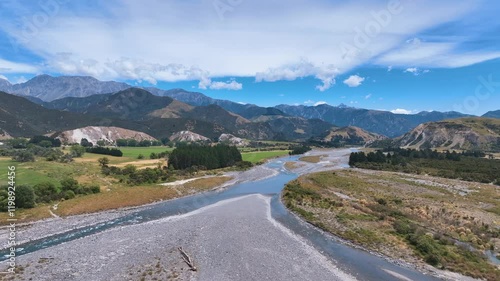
left=122, top=165, right=137, bottom=175
left=98, top=157, right=110, bottom=167
left=15, top=185, right=36, bottom=209
left=34, top=182, right=59, bottom=203
left=60, top=178, right=79, bottom=192
left=70, top=145, right=86, bottom=157
left=236, top=161, right=253, bottom=169
left=62, top=190, right=76, bottom=200
left=12, top=150, right=35, bottom=162
left=393, top=219, right=416, bottom=235
left=377, top=198, right=387, bottom=205
left=425, top=254, right=440, bottom=266
left=89, top=185, right=100, bottom=194
left=59, top=154, right=74, bottom=163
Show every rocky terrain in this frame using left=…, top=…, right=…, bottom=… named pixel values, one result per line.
left=54, top=126, right=157, bottom=145
left=218, top=134, right=249, bottom=146
left=170, top=131, right=210, bottom=143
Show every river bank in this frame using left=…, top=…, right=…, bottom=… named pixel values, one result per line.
left=281, top=168, right=499, bottom=280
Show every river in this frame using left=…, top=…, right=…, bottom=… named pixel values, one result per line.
left=0, top=149, right=442, bottom=280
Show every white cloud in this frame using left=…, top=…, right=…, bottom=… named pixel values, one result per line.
left=343, top=75, right=365, bottom=87
left=304, top=100, right=328, bottom=106
left=390, top=108, right=414, bottom=114
left=387, top=66, right=392, bottom=72
left=314, top=101, right=327, bottom=106
left=404, top=67, right=418, bottom=74
left=206, top=80, right=243, bottom=90
left=365, top=94, right=372, bottom=99
left=0, top=0, right=493, bottom=87
left=0, top=74, right=8, bottom=81
left=403, top=67, right=430, bottom=76
left=256, top=59, right=338, bottom=91
left=198, top=77, right=242, bottom=90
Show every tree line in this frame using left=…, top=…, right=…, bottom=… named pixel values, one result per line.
left=116, top=139, right=163, bottom=147
left=349, top=148, right=499, bottom=184
left=306, top=135, right=366, bottom=148
left=289, top=145, right=312, bottom=155
left=0, top=178, right=100, bottom=211
left=86, top=146, right=123, bottom=157
left=168, top=144, right=242, bottom=170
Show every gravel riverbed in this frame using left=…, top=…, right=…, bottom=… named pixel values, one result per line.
left=0, top=194, right=356, bottom=281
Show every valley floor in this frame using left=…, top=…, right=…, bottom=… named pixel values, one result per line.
left=0, top=149, right=493, bottom=280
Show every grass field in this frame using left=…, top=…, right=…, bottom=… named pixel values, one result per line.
left=242, top=150, right=291, bottom=163
left=0, top=157, right=98, bottom=186
left=119, top=146, right=174, bottom=159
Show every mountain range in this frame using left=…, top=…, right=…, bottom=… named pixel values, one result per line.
left=0, top=88, right=336, bottom=142
left=0, top=75, right=499, bottom=146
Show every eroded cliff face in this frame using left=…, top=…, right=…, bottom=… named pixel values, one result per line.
left=55, top=126, right=157, bottom=145
left=169, top=131, right=210, bottom=143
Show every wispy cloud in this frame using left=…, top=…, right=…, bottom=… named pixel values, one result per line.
left=365, top=93, right=372, bottom=99
left=0, top=58, right=39, bottom=73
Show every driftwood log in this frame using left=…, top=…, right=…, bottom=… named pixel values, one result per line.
left=178, top=247, right=197, bottom=271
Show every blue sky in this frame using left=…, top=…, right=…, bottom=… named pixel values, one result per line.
left=0, top=0, right=499, bottom=115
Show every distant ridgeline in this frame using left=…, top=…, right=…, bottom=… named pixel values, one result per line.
left=349, top=148, right=499, bottom=185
